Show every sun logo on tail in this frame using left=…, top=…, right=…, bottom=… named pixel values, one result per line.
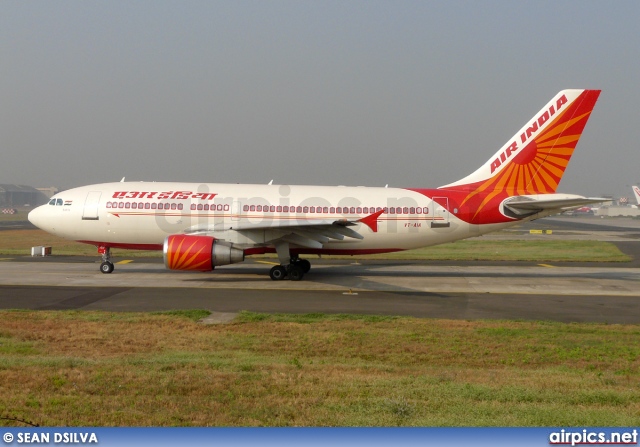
left=458, top=94, right=597, bottom=219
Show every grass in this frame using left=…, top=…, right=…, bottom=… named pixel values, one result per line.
left=0, top=207, right=31, bottom=222
left=358, top=240, right=630, bottom=262
left=0, top=229, right=161, bottom=257
left=0, top=310, right=639, bottom=426
left=0, top=229, right=631, bottom=262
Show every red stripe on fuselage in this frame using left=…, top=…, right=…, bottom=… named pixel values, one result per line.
left=77, top=241, right=164, bottom=251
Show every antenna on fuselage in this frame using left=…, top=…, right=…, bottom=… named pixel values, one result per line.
left=120, top=177, right=126, bottom=182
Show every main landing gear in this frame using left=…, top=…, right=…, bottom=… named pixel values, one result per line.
left=98, top=245, right=114, bottom=274
left=269, top=242, right=311, bottom=281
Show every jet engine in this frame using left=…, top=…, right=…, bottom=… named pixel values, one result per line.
left=163, top=234, right=244, bottom=271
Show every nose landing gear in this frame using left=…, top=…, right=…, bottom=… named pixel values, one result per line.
left=98, top=245, right=114, bottom=274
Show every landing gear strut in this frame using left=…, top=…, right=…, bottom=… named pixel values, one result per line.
left=98, top=245, right=114, bottom=274
left=268, top=242, right=311, bottom=281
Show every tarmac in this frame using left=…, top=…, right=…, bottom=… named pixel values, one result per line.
left=0, top=215, right=638, bottom=323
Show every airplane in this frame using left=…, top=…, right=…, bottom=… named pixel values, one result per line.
left=572, top=206, right=597, bottom=215
left=28, top=89, right=605, bottom=281
left=632, top=186, right=640, bottom=208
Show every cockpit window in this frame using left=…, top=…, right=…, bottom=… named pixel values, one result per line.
left=56, top=199, right=63, bottom=206
left=49, top=199, right=56, bottom=205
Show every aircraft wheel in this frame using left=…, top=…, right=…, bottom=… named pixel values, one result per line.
left=100, top=261, right=115, bottom=274
left=288, top=265, right=304, bottom=281
left=269, top=265, right=287, bottom=281
left=297, top=259, right=311, bottom=273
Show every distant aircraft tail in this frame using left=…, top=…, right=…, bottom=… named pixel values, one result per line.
left=438, top=89, right=600, bottom=220
left=633, top=186, right=640, bottom=206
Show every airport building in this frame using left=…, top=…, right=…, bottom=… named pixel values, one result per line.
left=0, top=184, right=50, bottom=208
left=595, top=206, right=640, bottom=217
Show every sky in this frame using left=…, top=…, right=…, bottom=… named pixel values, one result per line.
left=1, top=1, right=639, bottom=198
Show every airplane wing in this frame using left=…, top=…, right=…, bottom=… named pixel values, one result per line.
left=185, top=210, right=384, bottom=249
left=503, top=194, right=607, bottom=216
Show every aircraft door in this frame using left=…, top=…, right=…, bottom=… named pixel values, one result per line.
left=82, top=191, right=102, bottom=221
left=430, top=197, right=451, bottom=228
left=231, top=200, right=241, bottom=222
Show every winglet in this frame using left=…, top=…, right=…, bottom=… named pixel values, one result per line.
left=358, top=209, right=385, bottom=232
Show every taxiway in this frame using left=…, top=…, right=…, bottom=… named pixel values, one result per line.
left=0, top=216, right=638, bottom=323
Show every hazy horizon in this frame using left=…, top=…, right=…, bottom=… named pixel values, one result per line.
left=2, top=1, right=639, bottom=199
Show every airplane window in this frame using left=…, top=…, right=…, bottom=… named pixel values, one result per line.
left=224, top=204, right=229, bottom=211
left=151, top=203, right=157, bottom=210
left=132, top=203, right=137, bottom=209
left=336, top=207, right=342, bottom=213
left=197, top=204, right=203, bottom=211
left=145, top=203, right=150, bottom=209
left=171, top=203, right=177, bottom=210
left=49, top=199, right=56, bottom=205
left=330, top=207, right=335, bottom=213
left=178, top=204, right=183, bottom=210
left=106, top=202, right=111, bottom=209
left=125, top=203, right=131, bottom=209
left=56, top=199, right=63, bottom=206
left=416, top=207, right=422, bottom=214
left=363, top=207, right=368, bottom=213
left=269, top=205, right=275, bottom=212
left=250, top=205, right=255, bottom=212
left=283, top=206, right=289, bottom=212
left=357, top=207, right=362, bottom=214
left=303, top=206, right=308, bottom=213
left=277, top=206, right=282, bottom=212
left=323, top=207, right=328, bottom=213
left=350, top=207, right=355, bottom=214
left=310, top=207, right=315, bottom=213
left=389, top=208, right=395, bottom=214
left=403, top=207, right=409, bottom=214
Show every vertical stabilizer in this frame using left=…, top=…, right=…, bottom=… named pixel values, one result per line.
left=633, top=185, right=640, bottom=205
left=441, top=89, right=601, bottom=194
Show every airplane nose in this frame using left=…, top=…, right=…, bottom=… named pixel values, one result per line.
left=28, top=205, right=46, bottom=229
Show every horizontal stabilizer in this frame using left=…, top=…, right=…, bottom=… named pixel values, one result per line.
left=503, top=194, right=607, bottom=217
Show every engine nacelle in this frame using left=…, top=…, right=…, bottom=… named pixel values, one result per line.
left=163, top=235, right=244, bottom=271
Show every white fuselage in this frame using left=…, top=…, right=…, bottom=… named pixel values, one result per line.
left=28, top=181, right=516, bottom=254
